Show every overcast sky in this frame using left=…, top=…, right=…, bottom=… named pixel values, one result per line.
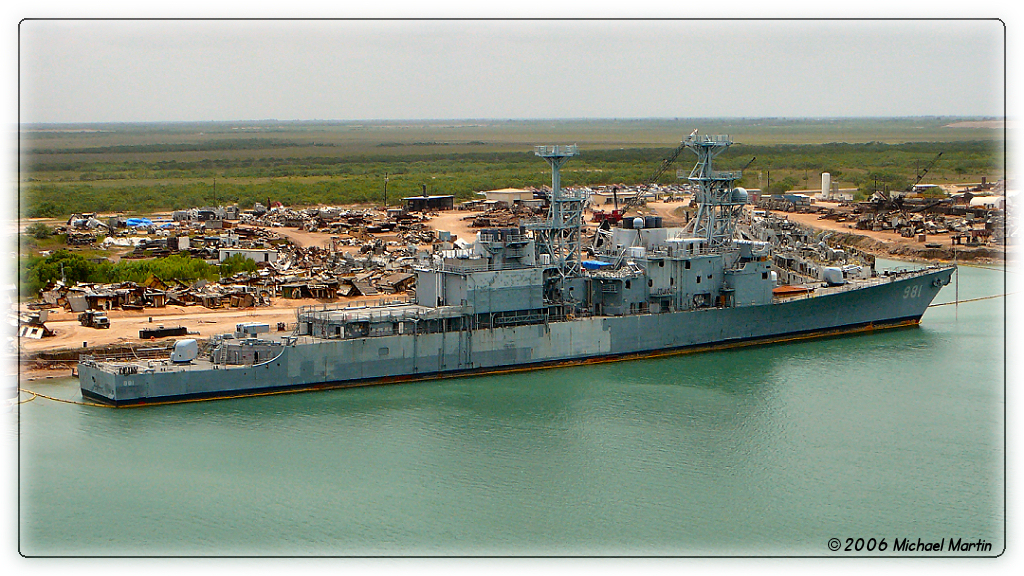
left=18, top=19, right=1005, bottom=123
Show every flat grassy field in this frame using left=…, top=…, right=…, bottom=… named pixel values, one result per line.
left=18, top=117, right=1005, bottom=217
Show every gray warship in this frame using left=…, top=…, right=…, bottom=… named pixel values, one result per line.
left=78, top=133, right=955, bottom=405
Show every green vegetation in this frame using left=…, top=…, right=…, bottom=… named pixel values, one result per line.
left=725, top=140, right=999, bottom=200
left=19, top=137, right=1003, bottom=216
left=19, top=230, right=70, bottom=257
left=25, top=223, right=53, bottom=239
left=218, top=253, right=258, bottom=279
left=26, top=201, right=66, bottom=218
left=19, top=250, right=220, bottom=295
left=19, top=249, right=265, bottom=294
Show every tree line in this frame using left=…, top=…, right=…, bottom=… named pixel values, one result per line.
left=21, top=141, right=1001, bottom=218
left=20, top=250, right=257, bottom=295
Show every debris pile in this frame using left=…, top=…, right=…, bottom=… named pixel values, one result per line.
left=846, top=208, right=1003, bottom=246
left=470, top=204, right=543, bottom=228
left=239, top=205, right=433, bottom=236
left=25, top=204, right=439, bottom=318
left=12, top=309, right=55, bottom=339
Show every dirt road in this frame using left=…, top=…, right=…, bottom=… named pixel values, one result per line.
left=425, top=210, right=481, bottom=241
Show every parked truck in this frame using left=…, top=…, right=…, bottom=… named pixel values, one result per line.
left=78, top=310, right=110, bottom=329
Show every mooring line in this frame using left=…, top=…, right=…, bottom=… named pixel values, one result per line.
left=17, top=388, right=114, bottom=408
left=957, top=263, right=1009, bottom=273
left=928, top=293, right=1011, bottom=307
left=16, top=390, right=38, bottom=405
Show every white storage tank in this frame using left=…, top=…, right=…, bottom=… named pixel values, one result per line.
left=821, top=172, right=831, bottom=198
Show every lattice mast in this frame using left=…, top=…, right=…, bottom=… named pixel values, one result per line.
left=682, top=132, right=745, bottom=250
left=530, top=145, right=584, bottom=279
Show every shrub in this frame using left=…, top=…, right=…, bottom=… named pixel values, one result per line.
left=219, top=253, right=258, bottom=279
left=25, top=223, right=52, bottom=239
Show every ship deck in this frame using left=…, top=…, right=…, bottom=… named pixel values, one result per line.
left=79, top=266, right=949, bottom=376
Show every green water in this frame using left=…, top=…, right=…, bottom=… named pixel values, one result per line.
left=15, top=261, right=1005, bottom=556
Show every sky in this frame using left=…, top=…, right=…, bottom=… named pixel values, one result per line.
left=18, top=19, right=1005, bottom=124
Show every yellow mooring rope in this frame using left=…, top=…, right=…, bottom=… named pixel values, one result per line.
left=16, top=388, right=115, bottom=408
left=928, top=293, right=1010, bottom=307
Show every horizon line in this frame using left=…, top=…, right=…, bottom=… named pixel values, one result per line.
left=18, top=115, right=1006, bottom=128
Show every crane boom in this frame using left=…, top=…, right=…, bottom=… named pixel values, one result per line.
left=908, top=152, right=943, bottom=191
left=623, top=139, right=690, bottom=209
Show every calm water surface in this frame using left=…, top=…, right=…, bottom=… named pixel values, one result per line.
left=15, top=260, right=1005, bottom=555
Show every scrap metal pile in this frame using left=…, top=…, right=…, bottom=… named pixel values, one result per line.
left=469, top=204, right=543, bottom=228
left=239, top=205, right=433, bottom=236
left=25, top=203, right=448, bottom=332
left=834, top=200, right=1005, bottom=245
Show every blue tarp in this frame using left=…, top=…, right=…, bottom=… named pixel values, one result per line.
left=581, top=260, right=613, bottom=270
left=125, top=218, right=153, bottom=227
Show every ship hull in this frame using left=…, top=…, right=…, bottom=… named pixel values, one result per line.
left=78, top=267, right=954, bottom=406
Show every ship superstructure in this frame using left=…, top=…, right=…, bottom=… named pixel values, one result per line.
left=78, top=133, right=955, bottom=405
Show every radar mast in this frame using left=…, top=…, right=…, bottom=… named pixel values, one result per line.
left=682, top=132, right=747, bottom=250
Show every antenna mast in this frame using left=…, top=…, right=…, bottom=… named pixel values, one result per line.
left=682, top=132, right=746, bottom=250
left=528, top=144, right=583, bottom=279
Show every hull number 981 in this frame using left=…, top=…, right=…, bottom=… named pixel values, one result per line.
left=903, top=284, right=922, bottom=299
